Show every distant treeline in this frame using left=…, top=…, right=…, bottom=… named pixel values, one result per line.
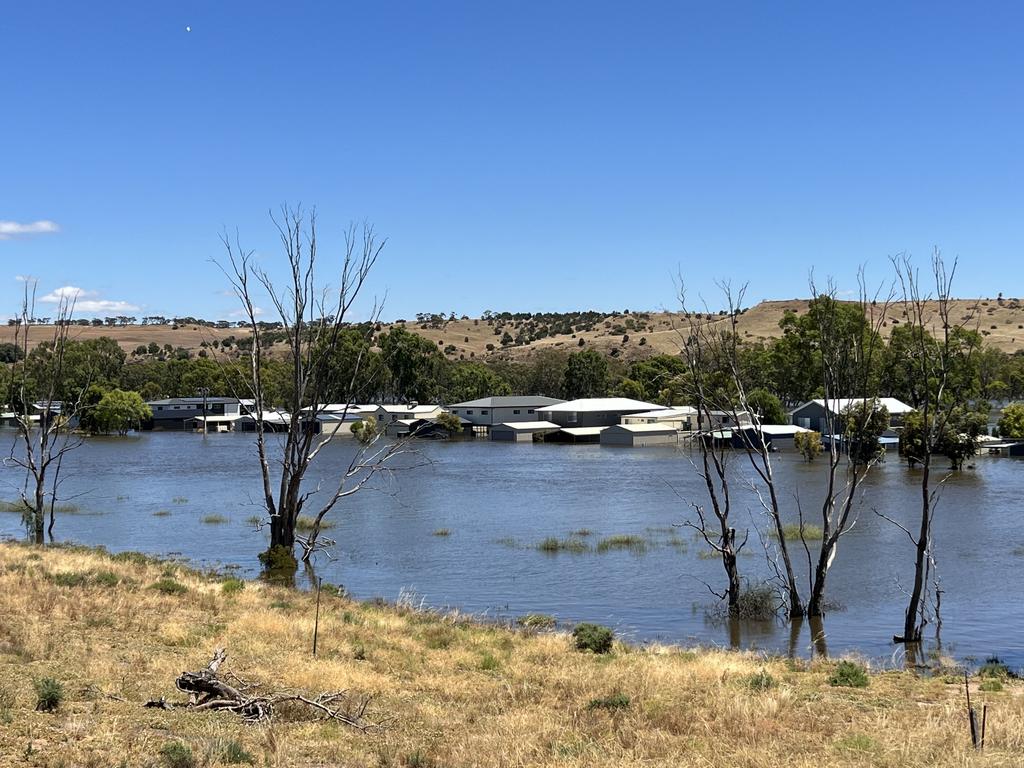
left=4, top=299, right=1024, bottom=414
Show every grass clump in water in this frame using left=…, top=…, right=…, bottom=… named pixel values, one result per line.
left=735, top=583, right=778, bottom=621
left=537, top=537, right=589, bottom=554
left=772, top=523, right=824, bottom=541
left=431, top=528, right=451, bottom=537
left=152, top=509, right=172, bottom=517
left=829, top=660, right=869, bottom=688
left=295, top=515, right=335, bottom=532
left=596, top=534, right=647, bottom=554
left=171, top=496, right=189, bottom=505
left=201, top=514, right=229, bottom=524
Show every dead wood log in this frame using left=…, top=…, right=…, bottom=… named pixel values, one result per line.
left=144, top=648, right=382, bottom=731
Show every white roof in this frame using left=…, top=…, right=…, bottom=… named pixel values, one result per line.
left=757, top=424, right=812, bottom=435
left=559, top=426, right=608, bottom=436
left=192, top=414, right=242, bottom=423
left=793, top=397, right=915, bottom=415
left=606, top=423, right=679, bottom=434
left=315, top=403, right=377, bottom=414
left=492, top=421, right=561, bottom=431
left=240, top=410, right=290, bottom=424
left=538, top=398, right=666, bottom=414
left=627, top=407, right=696, bottom=420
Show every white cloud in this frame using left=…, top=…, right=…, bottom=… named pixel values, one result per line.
left=228, top=306, right=264, bottom=318
left=0, top=220, right=60, bottom=240
left=39, top=285, right=140, bottom=315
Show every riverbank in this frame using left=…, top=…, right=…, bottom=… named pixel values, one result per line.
left=0, top=542, right=1021, bottom=767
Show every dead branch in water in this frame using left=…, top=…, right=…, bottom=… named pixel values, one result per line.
left=144, top=648, right=383, bottom=732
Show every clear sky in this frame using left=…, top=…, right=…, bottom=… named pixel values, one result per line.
left=2, top=2, right=1022, bottom=321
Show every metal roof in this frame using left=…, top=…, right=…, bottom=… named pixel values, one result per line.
left=147, top=397, right=239, bottom=406
left=790, top=397, right=915, bottom=415
left=559, top=426, right=608, bottom=436
left=537, top=398, right=666, bottom=414
left=605, top=423, right=678, bottom=434
left=492, top=421, right=561, bottom=431
left=626, top=407, right=696, bottom=419
left=451, top=396, right=565, bottom=408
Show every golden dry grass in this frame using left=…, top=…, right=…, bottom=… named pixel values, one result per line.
left=4, top=296, right=1022, bottom=365
left=0, top=543, right=1022, bottom=767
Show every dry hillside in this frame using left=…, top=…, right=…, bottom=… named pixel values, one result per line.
left=3, top=297, right=1023, bottom=363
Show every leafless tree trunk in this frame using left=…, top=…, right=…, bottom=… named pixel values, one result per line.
left=803, top=273, right=891, bottom=617
left=219, top=206, right=418, bottom=571
left=889, top=252, right=978, bottom=644
left=5, top=282, right=86, bottom=543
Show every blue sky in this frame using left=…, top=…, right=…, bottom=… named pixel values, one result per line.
left=2, top=2, right=1022, bottom=320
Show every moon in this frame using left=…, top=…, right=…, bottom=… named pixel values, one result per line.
left=185, top=25, right=191, bottom=32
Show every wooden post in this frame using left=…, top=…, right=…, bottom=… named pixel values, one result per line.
left=312, top=577, right=323, bottom=657
left=965, top=672, right=978, bottom=749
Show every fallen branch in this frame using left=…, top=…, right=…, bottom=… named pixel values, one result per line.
left=144, top=648, right=383, bottom=731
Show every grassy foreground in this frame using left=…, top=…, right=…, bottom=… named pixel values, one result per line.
left=0, top=544, right=1021, bottom=767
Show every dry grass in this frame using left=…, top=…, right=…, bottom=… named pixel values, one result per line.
left=4, top=297, right=1021, bottom=365
left=0, top=542, right=1021, bottom=767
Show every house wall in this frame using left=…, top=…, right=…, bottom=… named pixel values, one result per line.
left=449, top=405, right=543, bottom=426
left=790, top=402, right=828, bottom=432
left=600, top=428, right=678, bottom=447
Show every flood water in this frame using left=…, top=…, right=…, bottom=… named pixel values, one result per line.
left=1, top=431, right=1021, bottom=668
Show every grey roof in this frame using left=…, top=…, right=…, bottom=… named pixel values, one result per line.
left=147, top=397, right=240, bottom=406
left=450, top=396, right=564, bottom=408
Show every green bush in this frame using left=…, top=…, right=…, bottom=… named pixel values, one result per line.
left=979, top=679, right=1003, bottom=692
left=479, top=652, right=500, bottom=671
left=33, top=677, right=64, bottom=712
left=829, top=660, right=869, bottom=688
left=572, top=623, right=614, bottom=654
left=149, top=578, right=188, bottom=595
left=744, top=668, right=778, bottom=691
left=979, top=656, right=1014, bottom=679
left=735, top=584, right=778, bottom=621
left=159, top=741, right=196, bottom=768
left=586, top=692, right=630, bottom=711
left=214, top=738, right=254, bottom=765
left=93, top=570, right=121, bottom=588
left=50, top=571, right=90, bottom=587
left=221, top=577, right=245, bottom=595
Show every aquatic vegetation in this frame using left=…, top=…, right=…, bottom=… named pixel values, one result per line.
left=171, top=496, right=189, bottom=504
left=537, top=537, right=590, bottom=554
left=152, top=509, right=172, bottom=517
left=596, top=534, right=647, bottom=554
left=772, top=523, right=824, bottom=541
left=432, top=528, right=452, bottom=537
left=295, top=515, right=335, bottom=532
left=201, top=514, right=229, bottom=524
left=516, top=613, right=557, bottom=630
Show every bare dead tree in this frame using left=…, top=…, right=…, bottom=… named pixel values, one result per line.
left=890, top=251, right=979, bottom=644
left=219, top=206, right=420, bottom=569
left=676, top=283, right=805, bottom=618
left=4, top=282, right=87, bottom=543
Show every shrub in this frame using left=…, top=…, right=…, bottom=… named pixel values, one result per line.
left=979, top=656, right=1015, bottom=679
left=829, top=660, right=869, bottom=688
left=33, top=677, right=64, bottom=712
left=517, top=613, right=557, bottom=630
left=572, top=623, right=614, bottom=654
left=50, top=571, right=90, bottom=587
left=221, top=577, right=245, bottom=595
left=149, top=578, right=188, bottom=595
left=214, top=738, right=254, bottom=765
left=744, top=668, right=778, bottom=691
left=159, top=741, right=196, bottom=768
left=735, top=584, right=778, bottom=620
left=586, top=692, right=630, bottom=711
left=979, top=679, right=1003, bottom=692
left=93, top=570, right=121, bottom=588
left=794, top=431, right=823, bottom=462
left=479, top=652, right=500, bottom=671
